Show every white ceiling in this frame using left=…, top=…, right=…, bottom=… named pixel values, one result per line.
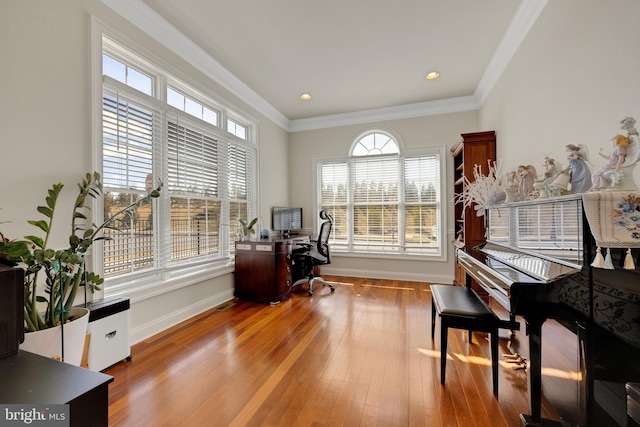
left=103, top=0, right=547, bottom=130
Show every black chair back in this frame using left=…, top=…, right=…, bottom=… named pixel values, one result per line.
left=316, top=210, right=333, bottom=262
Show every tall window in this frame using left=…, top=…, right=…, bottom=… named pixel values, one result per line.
left=318, top=131, right=442, bottom=256
left=100, top=36, right=256, bottom=285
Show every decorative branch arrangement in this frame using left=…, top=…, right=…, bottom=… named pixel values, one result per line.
left=454, top=160, right=504, bottom=216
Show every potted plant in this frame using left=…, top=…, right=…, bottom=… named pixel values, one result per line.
left=0, top=172, right=161, bottom=365
left=238, top=217, right=259, bottom=240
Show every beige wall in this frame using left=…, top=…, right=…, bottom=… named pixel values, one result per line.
left=480, top=0, right=640, bottom=185
left=289, top=111, right=479, bottom=282
left=1, top=0, right=290, bottom=343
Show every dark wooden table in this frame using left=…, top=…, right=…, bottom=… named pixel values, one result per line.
left=0, top=350, right=113, bottom=426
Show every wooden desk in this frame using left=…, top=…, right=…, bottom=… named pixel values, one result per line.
left=0, top=350, right=113, bottom=426
left=234, top=236, right=308, bottom=303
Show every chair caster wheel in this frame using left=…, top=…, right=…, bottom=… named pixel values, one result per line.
left=308, top=291, right=313, bottom=296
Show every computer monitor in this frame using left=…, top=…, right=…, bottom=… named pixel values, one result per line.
left=272, top=206, right=303, bottom=236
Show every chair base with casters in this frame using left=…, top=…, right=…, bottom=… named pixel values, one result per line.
left=292, top=273, right=335, bottom=296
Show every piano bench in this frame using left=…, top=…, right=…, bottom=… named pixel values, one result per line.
left=430, top=284, right=501, bottom=396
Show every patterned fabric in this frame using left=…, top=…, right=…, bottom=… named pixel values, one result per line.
left=559, top=273, right=640, bottom=348
left=582, top=191, right=640, bottom=269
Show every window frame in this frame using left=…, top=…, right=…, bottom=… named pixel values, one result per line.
left=93, top=27, right=258, bottom=300
left=315, top=130, right=447, bottom=261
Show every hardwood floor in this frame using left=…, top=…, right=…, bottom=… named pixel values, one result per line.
left=105, top=276, right=562, bottom=426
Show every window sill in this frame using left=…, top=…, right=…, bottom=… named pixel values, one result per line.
left=331, top=248, right=447, bottom=262
left=103, top=260, right=235, bottom=303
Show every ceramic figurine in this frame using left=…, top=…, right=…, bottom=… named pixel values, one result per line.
left=547, top=169, right=572, bottom=197
left=565, top=144, right=592, bottom=193
left=542, top=154, right=562, bottom=183
left=517, top=164, right=537, bottom=201
left=590, top=134, right=631, bottom=191
left=590, top=116, right=640, bottom=191
left=505, top=170, right=518, bottom=188
left=503, top=171, right=519, bottom=202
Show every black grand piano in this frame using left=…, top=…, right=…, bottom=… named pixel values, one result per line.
left=455, top=194, right=640, bottom=427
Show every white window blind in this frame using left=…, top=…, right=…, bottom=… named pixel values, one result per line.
left=167, top=116, right=221, bottom=261
left=228, top=142, right=256, bottom=243
left=352, top=156, right=399, bottom=248
left=404, top=154, right=440, bottom=248
left=320, top=162, right=348, bottom=243
left=102, top=89, right=158, bottom=190
left=167, top=118, right=218, bottom=197
left=102, top=85, right=161, bottom=276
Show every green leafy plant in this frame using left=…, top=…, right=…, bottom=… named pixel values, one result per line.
left=238, top=217, right=258, bottom=237
left=1, top=172, right=161, bottom=332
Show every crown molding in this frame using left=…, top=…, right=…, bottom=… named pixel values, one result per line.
left=101, top=0, right=291, bottom=130
left=474, top=0, right=548, bottom=104
left=288, top=96, right=480, bottom=132
left=292, top=0, right=548, bottom=131
left=102, top=0, right=547, bottom=133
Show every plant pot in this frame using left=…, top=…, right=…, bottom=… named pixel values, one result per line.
left=20, top=307, right=90, bottom=366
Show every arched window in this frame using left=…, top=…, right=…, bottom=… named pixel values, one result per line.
left=351, top=132, right=399, bottom=156
left=318, top=130, right=443, bottom=256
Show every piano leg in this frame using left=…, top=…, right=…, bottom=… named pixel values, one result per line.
left=519, top=316, right=582, bottom=427
left=526, top=317, right=545, bottom=423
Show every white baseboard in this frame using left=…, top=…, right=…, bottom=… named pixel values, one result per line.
left=320, top=266, right=454, bottom=285
left=129, top=288, right=235, bottom=345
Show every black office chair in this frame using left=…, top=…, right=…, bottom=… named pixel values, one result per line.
left=292, top=210, right=335, bottom=296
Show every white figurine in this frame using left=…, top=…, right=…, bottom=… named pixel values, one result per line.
left=590, top=116, right=640, bottom=191
left=565, top=144, right=592, bottom=193
left=517, top=164, right=537, bottom=201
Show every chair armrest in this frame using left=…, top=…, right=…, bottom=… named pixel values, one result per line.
left=293, top=243, right=313, bottom=253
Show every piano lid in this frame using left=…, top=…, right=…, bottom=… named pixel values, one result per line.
left=478, top=242, right=582, bottom=283
left=457, top=242, right=583, bottom=312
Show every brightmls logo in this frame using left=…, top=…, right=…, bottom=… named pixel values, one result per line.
left=0, top=405, right=69, bottom=426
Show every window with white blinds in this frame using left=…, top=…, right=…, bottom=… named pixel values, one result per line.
left=167, top=117, right=221, bottom=261
left=318, top=132, right=442, bottom=256
left=352, top=156, right=399, bottom=249
left=319, top=163, right=348, bottom=243
left=228, top=142, right=254, bottom=242
left=404, top=155, right=440, bottom=249
left=102, top=86, right=160, bottom=277
left=100, top=36, right=257, bottom=284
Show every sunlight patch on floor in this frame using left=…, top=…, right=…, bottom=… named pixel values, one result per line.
left=417, top=348, right=582, bottom=380
left=453, top=353, right=492, bottom=367
left=541, top=367, right=582, bottom=381
left=417, top=348, right=453, bottom=360
left=325, top=281, right=354, bottom=287
left=361, top=284, right=414, bottom=290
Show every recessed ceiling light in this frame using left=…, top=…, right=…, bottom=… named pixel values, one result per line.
left=426, top=71, right=440, bottom=80
left=300, top=93, right=312, bottom=100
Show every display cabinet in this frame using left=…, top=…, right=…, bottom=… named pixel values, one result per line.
left=451, top=130, right=496, bottom=288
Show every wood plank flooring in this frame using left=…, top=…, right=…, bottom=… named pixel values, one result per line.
left=105, top=276, right=563, bottom=426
